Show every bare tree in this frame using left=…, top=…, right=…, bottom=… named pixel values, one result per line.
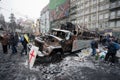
left=9, top=13, right=16, bottom=32
left=0, top=14, right=6, bottom=30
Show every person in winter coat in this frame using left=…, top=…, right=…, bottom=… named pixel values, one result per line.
left=91, top=38, right=98, bottom=56
left=20, top=34, right=29, bottom=55
left=10, top=33, right=17, bottom=54
left=14, top=32, right=19, bottom=47
left=1, top=32, right=9, bottom=54
left=104, top=38, right=120, bottom=65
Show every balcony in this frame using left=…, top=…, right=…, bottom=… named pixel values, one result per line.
left=109, top=1, right=120, bottom=9
left=116, top=10, right=120, bottom=18
left=110, top=15, right=116, bottom=19
left=116, top=1, right=120, bottom=8
left=110, top=2, right=117, bottom=9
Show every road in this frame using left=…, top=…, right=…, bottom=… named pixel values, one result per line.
left=0, top=43, right=120, bottom=80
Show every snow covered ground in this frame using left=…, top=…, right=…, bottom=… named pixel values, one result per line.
left=0, top=43, right=120, bottom=80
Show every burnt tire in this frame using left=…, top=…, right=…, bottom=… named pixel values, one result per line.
left=51, top=51, right=63, bottom=62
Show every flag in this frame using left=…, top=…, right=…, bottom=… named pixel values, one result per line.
left=24, top=34, right=30, bottom=43
left=28, top=46, right=38, bottom=69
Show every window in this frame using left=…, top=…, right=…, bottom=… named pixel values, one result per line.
left=99, top=5, right=104, bottom=10
left=93, top=23, right=96, bottom=28
left=110, top=11, right=115, bottom=16
left=102, top=23, right=105, bottom=28
left=79, top=17, right=83, bottom=23
left=85, top=8, right=89, bottom=14
left=92, top=14, right=96, bottom=21
left=116, top=21, right=120, bottom=27
left=117, top=10, right=120, bottom=17
left=99, top=14, right=103, bottom=20
left=105, top=4, right=109, bottom=9
left=79, top=10, right=84, bottom=16
left=91, top=7, right=94, bottom=12
left=81, top=4, right=84, bottom=9
left=104, top=13, right=109, bottom=19
left=93, top=0, right=97, bottom=4
left=110, top=11, right=116, bottom=19
left=99, top=0, right=104, bottom=2
left=85, top=1, right=89, bottom=7
left=105, top=22, right=108, bottom=27
left=85, top=16, right=89, bottom=22
left=93, top=6, right=97, bottom=12
left=109, top=21, right=115, bottom=27
left=81, top=0, right=83, bottom=3
left=119, top=1, right=120, bottom=6
left=110, top=2, right=116, bottom=8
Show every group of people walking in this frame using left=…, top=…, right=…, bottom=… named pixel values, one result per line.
left=0, top=31, right=29, bottom=56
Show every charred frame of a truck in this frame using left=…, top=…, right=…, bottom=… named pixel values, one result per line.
left=60, top=22, right=99, bottom=39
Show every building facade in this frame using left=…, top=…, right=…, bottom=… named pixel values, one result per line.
left=40, top=5, right=50, bottom=34
left=70, top=0, right=120, bottom=31
left=69, top=0, right=108, bottom=30
left=41, top=0, right=120, bottom=32
left=109, top=0, right=120, bottom=29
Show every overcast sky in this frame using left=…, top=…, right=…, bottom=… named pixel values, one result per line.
left=0, top=0, right=49, bottom=21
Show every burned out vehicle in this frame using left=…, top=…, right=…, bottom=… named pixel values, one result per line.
left=34, top=28, right=92, bottom=62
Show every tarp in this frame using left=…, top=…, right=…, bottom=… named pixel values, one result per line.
left=49, top=0, right=66, bottom=10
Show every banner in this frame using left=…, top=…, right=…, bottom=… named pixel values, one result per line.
left=28, top=46, right=38, bottom=69
left=49, top=0, right=70, bottom=21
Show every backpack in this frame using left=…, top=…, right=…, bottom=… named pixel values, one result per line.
left=113, top=42, right=120, bottom=50
left=20, top=36, right=24, bottom=42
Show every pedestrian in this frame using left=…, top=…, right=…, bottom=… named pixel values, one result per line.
left=10, top=33, right=17, bottom=54
left=7, top=33, right=12, bottom=49
left=20, top=34, right=29, bottom=55
left=101, top=36, right=107, bottom=46
left=0, top=32, right=9, bottom=54
left=99, top=35, right=103, bottom=45
left=91, top=38, right=98, bottom=56
left=104, top=38, right=120, bottom=65
left=14, top=32, right=19, bottom=47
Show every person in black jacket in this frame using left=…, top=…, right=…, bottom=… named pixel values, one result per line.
left=14, top=32, right=19, bottom=47
left=104, top=39, right=118, bottom=65
left=10, top=33, right=17, bottom=54
left=20, top=35, right=28, bottom=55
left=91, top=38, right=98, bottom=56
